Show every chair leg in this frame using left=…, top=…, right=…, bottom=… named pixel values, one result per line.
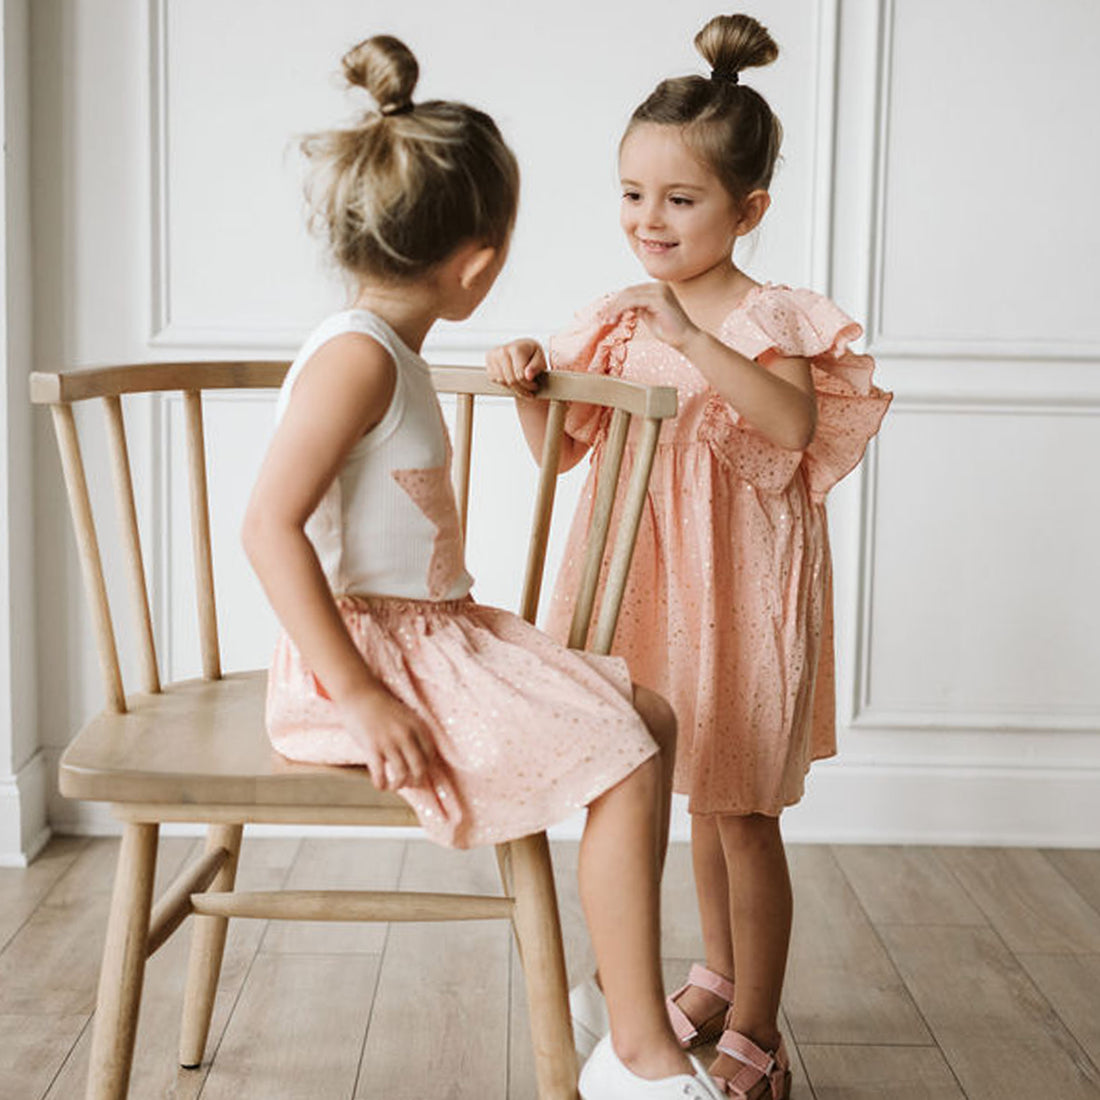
left=494, top=841, right=514, bottom=897
left=86, top=821, right=159, bottom=1100
left=508, top=832, right=578, bottom=1100
left=178, top=823, right=243, bottom=1068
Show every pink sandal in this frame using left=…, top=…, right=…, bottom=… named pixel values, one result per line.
left=666, top=963, right=736, bottom=1048
left=711, top=1029, right=791, bottom=1099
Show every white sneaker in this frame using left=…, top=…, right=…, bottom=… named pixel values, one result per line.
left=579, top=1035, right=726, bottom=1099
left=570, top=975, right=610, bottom=1061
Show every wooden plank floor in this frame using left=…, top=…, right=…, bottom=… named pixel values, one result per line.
left=2, top=837, right=1100, bottom=1098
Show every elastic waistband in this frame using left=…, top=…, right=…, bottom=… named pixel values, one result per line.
left=335, top=593, right=475, bottom=614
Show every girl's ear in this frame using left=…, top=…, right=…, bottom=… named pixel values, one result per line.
left=458, top=244, right=498, bottom=289
left=736, top=190, right=771, bottom=237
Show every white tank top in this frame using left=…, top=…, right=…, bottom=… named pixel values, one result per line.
left=275, top=310, right=474, bottom=601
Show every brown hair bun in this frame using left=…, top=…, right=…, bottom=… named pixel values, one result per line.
left=695, top=13, right=778, bottom=79
left=623, top=12, right=783, bottom=202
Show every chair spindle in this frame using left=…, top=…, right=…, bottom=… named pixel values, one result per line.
left=182, top=390, right=221, bottom=680
left=50, top=403, right=127, bottom=713
left=453, top=392, right=474, bottom=539
left=519, top=399, right=566, bottom=624
left=567, top=407, right=631, bottom=650
left=102, top=396, right=161, bottom=694
left=591, top=415, right=662, bottom=655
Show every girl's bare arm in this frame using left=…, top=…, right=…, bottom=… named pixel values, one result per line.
left=603, top=283, right=817, bottom=451
left=241, top=333, right=436, bottom=790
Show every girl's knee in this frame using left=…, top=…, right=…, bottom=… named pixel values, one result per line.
left=632, top=683, right=677, bottom=756
left=604, top=752, right=661, bottom=808
left=715, top=811, right=782, bottom=849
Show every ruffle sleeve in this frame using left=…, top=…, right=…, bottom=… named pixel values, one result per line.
left=699, top=286, right=892, bottom=501
left=547, top=298, right=638, bottom=447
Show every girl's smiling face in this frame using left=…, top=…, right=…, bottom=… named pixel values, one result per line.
left=619, top=122, right=763, bottom=285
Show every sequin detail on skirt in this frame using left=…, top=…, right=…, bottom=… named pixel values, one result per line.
left=546, top=284, right=891, bottom=815
left=265, top=595, right=658, bottom=848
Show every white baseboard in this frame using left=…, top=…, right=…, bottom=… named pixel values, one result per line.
left=0, top=751, right=52, bottom=866
left=43, top=760, right=1100, bottom=850
left=780, top=761, right=1100, bottom=847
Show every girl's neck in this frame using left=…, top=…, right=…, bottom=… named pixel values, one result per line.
left=350, top=282, right=440, bottom=353
left=668, top=258, right=758, bottom=334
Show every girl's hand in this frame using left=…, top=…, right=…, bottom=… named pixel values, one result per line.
left=486, top=339, right=547, bottom=395
left=600, top=283, right=700, bottom=352
left=338, top=685, right=438, bottom=792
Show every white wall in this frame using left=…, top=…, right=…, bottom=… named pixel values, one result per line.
left=0, top=0, right=46, bottom=867
left=9, top=0, right=1099, bottom=859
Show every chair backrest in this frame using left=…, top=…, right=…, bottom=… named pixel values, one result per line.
left=31, top=363, right=676, bottom=715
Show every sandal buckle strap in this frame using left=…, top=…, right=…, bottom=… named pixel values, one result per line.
left=686, top=962, right=736, bottom=1002
left=715, top=1029, right=789, bottom=1099
left=666, top=995, right=699, bottom=1044
left=667, top=963, right=736, bottom=1047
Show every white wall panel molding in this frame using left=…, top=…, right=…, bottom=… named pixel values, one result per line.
left=879, top=357, right=1100, bottom=408
left=870, top=336, right=1100, bottom=363
left=807, top=0, right=839, bottom=292
left=861, top=0, right=891, bottom=349
left=147, top=0, right=839, bottom=354
left=145, top=0, right=519, bottom=353
left=884, top=392, right=1100, bottom=418
left=862, top=0, right=1100, bottom=360
left=147, top=0, right=312, bottom=352
left=847, top=442, right=877, bottom=727
left=851, top=706, right=1100, bottom=735
left=149, top=0, right=169, bottom=343
left=851, top=397, right=1100, bottom=735
left=147, top=0, right=323, bottom=353
left=839, top=726, right=1100, bottom=772
left=148, top=0, right=303, bottom=352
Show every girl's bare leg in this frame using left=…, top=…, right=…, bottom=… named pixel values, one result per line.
left=632, top=684, right=677, bottom=873
left=579, top=754, right=691, bottom=1080
left=672, top=812, right=737, bottom=1027
left=590, top=685, right=676, bottom=988
left=710, top=812, right=791, bottom=1081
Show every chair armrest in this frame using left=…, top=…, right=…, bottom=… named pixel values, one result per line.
left=29, top=362, right=291, bottom=404
left=429, top=365, right=677, bottom=421
left=31, top=361, right=678, bottom=421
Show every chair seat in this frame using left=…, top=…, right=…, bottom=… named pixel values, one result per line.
left=58, top=670, right=415, bottom=817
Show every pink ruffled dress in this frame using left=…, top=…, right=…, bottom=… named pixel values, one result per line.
left=545, top=284, right=891, bottom=816
left=265, top=310, right=657, bottom=848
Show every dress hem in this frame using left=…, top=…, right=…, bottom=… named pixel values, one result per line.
left=677, top=745, right=837, bottom=818
left=426, top=741, right=659, bottom=850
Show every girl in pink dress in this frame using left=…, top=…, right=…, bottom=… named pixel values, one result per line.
left=487, top=14, right=890, bottom=1098
left=244, top=34, right=724, bottom=1100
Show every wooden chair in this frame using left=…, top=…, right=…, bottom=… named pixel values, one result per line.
left=30, top=361, right=676, bottom=1100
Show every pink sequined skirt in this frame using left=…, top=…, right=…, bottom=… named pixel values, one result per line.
left=266, top=595, right=658, bottom=848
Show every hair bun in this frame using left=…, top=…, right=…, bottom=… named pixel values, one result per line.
left=342, top=35, right=419, bottom=115
left=694, top=13, right=778, bottom=79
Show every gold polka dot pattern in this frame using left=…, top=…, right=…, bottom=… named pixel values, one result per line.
left=545, top=284, right=891, bottom=816
left=266, top=596, right=658, bottom=848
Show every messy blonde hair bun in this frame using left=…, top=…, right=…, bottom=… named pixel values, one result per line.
left=301, top=35, right=519, bottom=281
left=342, top=34, right=418, bottom=116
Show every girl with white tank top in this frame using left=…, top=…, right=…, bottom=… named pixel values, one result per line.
left=264, top=307, right=655, bottom=849
left=242, top=33, right=726, bottom=1099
